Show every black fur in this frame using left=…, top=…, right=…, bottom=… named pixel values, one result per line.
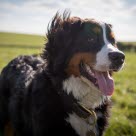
left=0, top=12, right=111, bottom=136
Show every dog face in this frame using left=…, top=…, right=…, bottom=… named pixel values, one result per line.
left=64, top=19, right=125, bottom=96
left=94, top=23, right=125, bottom=72
left=66, top=20, right=125, bottom=73
left=44, top=12, right=125, bottom=106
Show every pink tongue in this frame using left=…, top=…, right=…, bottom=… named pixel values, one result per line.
left=95, top=71, right=114, bottom=96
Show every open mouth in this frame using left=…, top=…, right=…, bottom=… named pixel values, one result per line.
left=80, top=62, right=114, bottom=96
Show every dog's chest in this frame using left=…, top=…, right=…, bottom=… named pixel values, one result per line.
left=66, top=113, right=99, bottom=136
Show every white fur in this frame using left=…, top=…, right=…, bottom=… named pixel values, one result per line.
left=94, top=23, right=124, bottom=71
left=66, top=109, right=109, bottom=136
left=66, top=107, right=109, bottom=136
left=66, top=113, right=97, bottom=136
left=63, top=75, right=107, bottom=109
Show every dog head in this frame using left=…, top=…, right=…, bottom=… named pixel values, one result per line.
left=43, top=11, right=125, bottom=107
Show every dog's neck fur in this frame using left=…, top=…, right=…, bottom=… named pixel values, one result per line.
left=62, top=75, right=110, bottom=136
left=63, top=75, right=109, bottom=109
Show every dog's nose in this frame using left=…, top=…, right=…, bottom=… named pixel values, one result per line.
left=108, top=51, right=125, bottom=65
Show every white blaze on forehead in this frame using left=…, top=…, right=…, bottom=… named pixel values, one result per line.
left=101, top=23, right=118, bottom=51
left=94, top=22, right=123, bottom=71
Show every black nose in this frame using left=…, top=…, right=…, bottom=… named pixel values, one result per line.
left=108, top=51, right=125, bottom=65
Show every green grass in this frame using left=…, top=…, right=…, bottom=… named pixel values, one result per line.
left=0, top=32, right=45, bottom=71
left=0, top=32, right=136, bottom=136
left=120, top=42, right=136, bottom=46
left=0, top=32, right=45, bottom=46
left=105, top=52, right=136, bottom=136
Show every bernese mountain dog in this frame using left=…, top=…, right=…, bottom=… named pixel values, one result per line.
left=0, top=11, right=125, bottom=136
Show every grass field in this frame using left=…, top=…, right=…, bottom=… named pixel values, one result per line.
left=0, top=32, right=136, bottom=136
left=0, top=32, right=45, bottom=71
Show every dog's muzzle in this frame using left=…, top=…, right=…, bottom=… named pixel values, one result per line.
left=108, top=51, right=125, bottom=70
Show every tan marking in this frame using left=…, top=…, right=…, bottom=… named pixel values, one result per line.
left=93, top=27, right=101, bottom=34
left=110, top=32, right=117, bottom=48
left=4, top=121, right=14, bottom=136
left=65, top=53, right=96, bottom=76
left=110, top=32, right=115, bottom=39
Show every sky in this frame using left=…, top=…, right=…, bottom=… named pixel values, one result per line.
left=0, top=0, right=136, bottom=41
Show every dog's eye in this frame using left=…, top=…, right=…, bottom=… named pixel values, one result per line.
left=87, top=34, right=97, bottom=43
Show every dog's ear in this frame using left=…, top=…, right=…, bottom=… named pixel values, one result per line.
left=108, top=24, right=112, bottom=28
left=70, top=17, right=83, bottom=31
left=63, top=17, right=83, bottom=32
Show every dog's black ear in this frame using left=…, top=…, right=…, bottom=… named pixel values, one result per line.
left=71, top=17, right=83, bottom=26
left=108, top=24, right=112, bottom=28
left=63, top=17, right=83, bottom=32
left=70, top=17, right=83, bottom=31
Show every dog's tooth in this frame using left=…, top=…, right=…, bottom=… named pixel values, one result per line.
left=85, top=64, right=90, bottom=71
left=89, top=69, right=92, bottom=73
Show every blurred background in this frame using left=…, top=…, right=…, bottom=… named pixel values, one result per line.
left=0, top=0, right=136, bottom=136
